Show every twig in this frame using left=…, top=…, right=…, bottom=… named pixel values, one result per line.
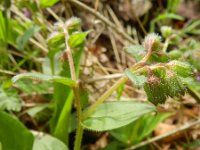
left=106, top=5, right=123, bottom=30
left=125, top=118, right=200, bottom=150
left=129, top=1, right=147, bottom=35
left=0, top=69, right=16, bottom=75
left=85, top=73, right=123, bottom=83
left=90, top=21, right=105, bottom=44
left=62, top=0, right=73, bottom=19
left=68, top=0, right=135, bottom=44
left=108, top=28, right=121, bottom=63
left=46, top=8, right=63, bottom=22
left=94, top=0, right=100, bottom=11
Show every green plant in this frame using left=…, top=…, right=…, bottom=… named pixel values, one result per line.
left=1, top=1, right=199, bottom=149
left=10, top=19, right=193, bottom=150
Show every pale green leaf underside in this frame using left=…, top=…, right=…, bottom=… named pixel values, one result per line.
left=82, top=101, right=155, bottom=131
left=125, top=69, right=147, bottom=87
left=126, top=45, right=145, bottom=62
left=12, top=73, right=76, bottom=87
left=33, top=134, right=68, bottom=150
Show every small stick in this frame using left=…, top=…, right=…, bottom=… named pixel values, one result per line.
left=0, top=69, right=16, bottom=75
left=85, top=73, right=123, bottom=83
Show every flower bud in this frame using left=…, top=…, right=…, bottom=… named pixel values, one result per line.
left=65, top=17, right=81, bottom=34
left=162, top=71, right=186, bottom=98
left=168, top=50, right=182, bottom=59
left=161, top=26, right=172, bottom=38
left=143, top=33, right=161, bottom=51
left=144, top=75, right=167, bottom=105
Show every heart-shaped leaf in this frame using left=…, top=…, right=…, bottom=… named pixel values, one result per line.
left=81, top=101, right=155, bottom=131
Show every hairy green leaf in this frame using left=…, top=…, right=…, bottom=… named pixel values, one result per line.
left=0, top=111, right=34, bottom=150
left=167, top=60, right=193, bottom=77
left=144, top=71, right=187, bottom=105
left=82, top=101, right=155, bottom=131
left=12, top=72, right=76, bottom=87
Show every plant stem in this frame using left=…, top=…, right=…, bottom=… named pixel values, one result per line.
left=74, top=119, right=84, bottom=150
left=73, top=83, right=84, bottom=150
left=63, top=27, right=83, bottom=150
left=82, top=77, right=128, bottom=120
left=140, top=46, right=153, bottom=63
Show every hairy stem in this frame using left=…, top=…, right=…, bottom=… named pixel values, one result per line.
left=63, top=26, right=83, bottom=150
left=82, top=77, right=128, bottom=120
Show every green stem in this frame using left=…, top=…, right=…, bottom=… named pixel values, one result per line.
left=63, top=26, right=83, bottom=150
left=74, top=120, right=84, bottom=150
left=82, top=77, right=128, bottom=120
left=73, top=84, right=83, bottom=150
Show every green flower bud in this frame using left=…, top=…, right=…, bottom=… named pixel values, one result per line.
left=143, top=33, right=162, bottom=51
left=167, top=60, right=193, bottom=78
left=162, top=71, right=186, bottom=98
left=144, top=75, right=167, bottom=105
left=161, top=26, right=172, bottom=38
left=65, top=17, right=81, bottom=34
left=168, top=50, right=182, bottom=59
left=47, top=32, right=65, bottom=47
